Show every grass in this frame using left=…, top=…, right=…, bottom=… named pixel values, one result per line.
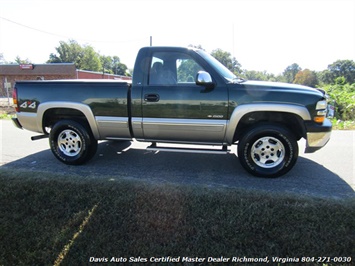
left=330, top=118, right=355, bottom=130
left=0, top=107, right=15, bottom=119
left=0, top=112, right=14, bottom=119
left=0, top=168, right=354, bottom=265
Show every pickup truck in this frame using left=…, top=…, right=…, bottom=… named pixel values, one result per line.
left=12, top=46, right=332, bottom=177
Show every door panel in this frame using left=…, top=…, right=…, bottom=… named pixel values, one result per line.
left=141, top=51, right=229, bottom=144
left=142, top=84, right=228, bottom=143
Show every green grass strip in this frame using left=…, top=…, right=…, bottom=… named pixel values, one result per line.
left=0, top=168, right=353, bottom=265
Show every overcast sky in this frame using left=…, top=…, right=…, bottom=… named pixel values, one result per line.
left=1, top=0, right=354, bottom=74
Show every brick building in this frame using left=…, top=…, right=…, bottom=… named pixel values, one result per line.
left=76, top=69, right=132, bottom=81
left=0, top=63, right=132, bottom=97
left=0, top=63, right=76, bottom=97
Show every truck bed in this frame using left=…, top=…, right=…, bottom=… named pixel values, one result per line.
left=15, top=80, right=131, bottom=117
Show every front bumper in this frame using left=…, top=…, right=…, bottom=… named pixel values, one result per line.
left=304, top=118, right=332, bottom=153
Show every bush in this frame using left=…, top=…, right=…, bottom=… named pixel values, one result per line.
left=323, top=82, right=355, bottom=121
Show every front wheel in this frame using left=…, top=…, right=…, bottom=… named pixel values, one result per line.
left=49, top=120, right=98, bottom=165
left=237, top=125, right=298, bottom=178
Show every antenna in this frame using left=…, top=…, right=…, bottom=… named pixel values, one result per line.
left=232, top=23, right=235, bottom=73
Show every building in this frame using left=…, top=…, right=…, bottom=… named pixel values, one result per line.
left=0, top=63, right=132, bottom=97
left=0, top=63, right=76, bottom=97
left=76, top=69, right=132, bottom=81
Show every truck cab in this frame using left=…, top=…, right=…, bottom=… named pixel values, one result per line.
left=130, top=47, right=229, bottom=144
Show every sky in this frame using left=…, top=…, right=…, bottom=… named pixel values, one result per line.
left=0, top=0, right=354, bottom=75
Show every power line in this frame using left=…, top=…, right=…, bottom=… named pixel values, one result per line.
left=0, top=16, right=148, bottom=44
left=0, top=16, right=69, bottom=39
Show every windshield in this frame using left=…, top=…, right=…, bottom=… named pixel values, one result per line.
left=196, top=50, right=239, bottom=83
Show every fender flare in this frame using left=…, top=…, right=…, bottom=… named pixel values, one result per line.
left=37, top=101, right=100, bottom=139
left=224, top=103, right=311, bottom=144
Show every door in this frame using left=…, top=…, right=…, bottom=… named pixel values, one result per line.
left=142, top=51, right=229, bottom=144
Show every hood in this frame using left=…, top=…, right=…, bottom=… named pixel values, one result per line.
left=240, top=80, right=324, bottom=97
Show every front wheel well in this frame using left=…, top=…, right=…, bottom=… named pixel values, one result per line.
left=233, top=111, right=306, bottom=143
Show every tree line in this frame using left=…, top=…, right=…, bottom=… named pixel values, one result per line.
left=207, top=47, right=354, bottom=121
left=47, top=40, right=129, bottom=76
left=2, top=40, right=355, bottom=85
left=208, top=47, right=355, bottom=86
left=0, top=40, right=129, bottom=76
left=1, top=40, right=354, bottom=121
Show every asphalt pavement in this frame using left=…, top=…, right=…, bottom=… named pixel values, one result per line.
left=1, top=119, right=354, bottom=199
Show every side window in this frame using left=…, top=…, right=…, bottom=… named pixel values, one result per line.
left=177, top=58, right=204, bottom=83
left=149, top=57, right=167, bottom=85
left=149, top=52, right=205, bottom=85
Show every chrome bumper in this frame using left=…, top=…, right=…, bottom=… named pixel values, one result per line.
left=305, top=131, right=331, bottom=153
left=304, top=119, right=332, bottom=153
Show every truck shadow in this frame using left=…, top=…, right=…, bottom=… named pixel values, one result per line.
left=1, top=140, right=354, bottom=199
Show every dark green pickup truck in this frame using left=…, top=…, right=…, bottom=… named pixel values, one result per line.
left=12, top=46, right=332, bottom=177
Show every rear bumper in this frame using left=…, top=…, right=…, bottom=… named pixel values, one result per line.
left=12, top=112, right=43, bottom=134
left=304, top=118, right=332, bottom=153
left=12, top=117, right=23, bottom=130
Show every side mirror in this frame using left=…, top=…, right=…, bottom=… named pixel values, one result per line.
left=196, top=71, right=215, bottom=89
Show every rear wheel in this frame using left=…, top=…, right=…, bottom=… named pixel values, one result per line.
left=237, top=124, right=298, bottom=178
left=49, top=120, right=97, bottom=165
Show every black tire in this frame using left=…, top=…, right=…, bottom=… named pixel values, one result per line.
left=49, top=120, right=98, bottom=165
left=237, top=124, right=298, bottom=178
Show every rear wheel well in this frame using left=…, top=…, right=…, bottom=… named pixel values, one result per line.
left=42, top=108, right=89, bottom=133
left=233, top=111, right=306, bottom=143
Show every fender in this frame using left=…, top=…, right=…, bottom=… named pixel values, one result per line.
left=37, top=101, right=100, bottom=139
left=224, top=103, right=311, bottom=144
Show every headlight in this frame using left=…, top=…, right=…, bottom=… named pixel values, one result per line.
left=314, top=100, right=328, bottom=123
left=316, top=100, right=327, bottom=110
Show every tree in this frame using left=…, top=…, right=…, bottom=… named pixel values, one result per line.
left=243, top=70, right=277, bottom=81
left=80, top=46, right=101, bottom=72
left=0, top=53, right=6, bottom=64
left=48, top=40, right=84, bottom=67
left=48, top=40, right=103, bottom=72
left=320, top=59, right=355, bottom=84
left=14, top=56, right=32, bottom=64
left=177, top=57, right=202, bottom=82
left=47, top=40, right=129, bottom=75
left=112, top=56, right=128, bottom=76
left=100, top=55, right=113, bottom=74
left=211, top=48, right=242, bottom=74
left=283, top=63, right=301, bottom=83
left=293, top=69, right=318, bottom=87
left=100, top=55, right=128, bottom=75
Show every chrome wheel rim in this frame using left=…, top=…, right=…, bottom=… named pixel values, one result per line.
left=57, top=129, right=82, bottom=157
left=251, top=136, right=285, bottom=168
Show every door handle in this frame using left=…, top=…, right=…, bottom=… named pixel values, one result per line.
left=144, top=94, right=160, bottom=102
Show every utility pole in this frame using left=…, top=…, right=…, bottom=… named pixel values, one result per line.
left=150, top=36, right=152, bottom=46
left=4, top=77, right=11, bottom=107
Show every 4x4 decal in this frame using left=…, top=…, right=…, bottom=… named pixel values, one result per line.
left=20, top=101, right=37, bottom=109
